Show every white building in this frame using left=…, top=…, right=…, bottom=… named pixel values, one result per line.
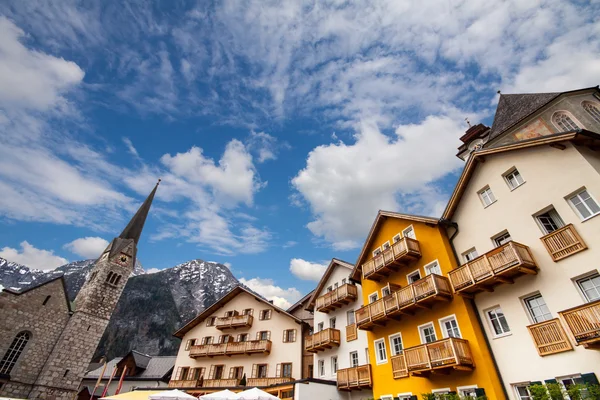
left=443, top=87, right=600, bottom=400
left=305, top=259, right=372, bottom=400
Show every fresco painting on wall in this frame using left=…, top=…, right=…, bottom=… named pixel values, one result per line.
left=513, top=118, right=553, bottom=141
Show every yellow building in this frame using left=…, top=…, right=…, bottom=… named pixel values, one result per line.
left=349, top=211, right=506, bottom=400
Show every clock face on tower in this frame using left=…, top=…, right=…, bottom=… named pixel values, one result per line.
left=114, top=254, right=129, bottom=267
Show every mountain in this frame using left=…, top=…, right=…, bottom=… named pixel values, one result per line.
left=0, top=257, right=239, bottom=359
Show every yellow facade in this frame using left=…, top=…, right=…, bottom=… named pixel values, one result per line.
left=356, top=215, right=506, bottom=400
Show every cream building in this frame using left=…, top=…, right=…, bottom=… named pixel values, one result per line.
left=443, top=87, right=600, bottom=400
left=305, top=259, right=372, bottom=400
left=169, top=285, right=308, bottom=398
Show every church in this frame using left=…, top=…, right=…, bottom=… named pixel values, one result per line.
left=0, top=182, right=159, bottom=400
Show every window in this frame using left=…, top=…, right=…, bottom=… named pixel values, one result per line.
left=487, top=306, right=511, bottom=336
left=374, top=339, right=388, bottom=364
left=42, top=295, right=51, bottom=306
left=372, top=247, right=382, bottom=257
left=177, top=367, right=190, bottom=381
left=185, top=339, right=196, bottom=351
left=577, top=273, right=600, bottom=302
left=458, top=386, right=478, bottom=398
left=393, top=233, right=401, bottom=243
left=317, top=322, right=324, bottom=332
left=327, top=286, right=333, bottom=292
left=493, top=231, right=512, bottom=247
left=568, top=189, right=600, bottom=220
left=419, top=323, right=437, bottom=343
left=105, top=271, right=122, bottom=286
left=283, top=329, right=296, bottom=343
left=206, top=317, right=216, bottom=327
left=190, top=367, right=203, bottom=380
left=559, top=375, right=585, bottom=391
left=254, top=364, right=268, bottom=378
left=381, top=286, right=391, bottom=297
left=219, top=334, right=230, bottom=344
left=329, top=317, right=336, bottom=329
left=398, top=394, right=414, bottom=400
left=347, top=310, right=356, bottom=325
left=403, top=226, right=416, bottom=239
left=524, top=294, right=553, bottom=323
left=389, top=333, right=403, bottom=356
left=478, top=186, right=496, bottom=207
left=318, top=360, right=325, bottom=376
left=432, top=389, right=451, bottom=398
left=504, top=168, right=525, bottom=190
left=382, top=241, right=391, bottom=251
left=281, top=363, right=292, bottom=378
left=224, top=310, right=235, bottom=317
left=238, top=333, right=248, bottom=342
left=515, top=385, right=532, bottom=400
left=229, top=366, right=244, bottom=379
left=369, top=292, right=379, bottom=303
left=535, top=208, right=565, bottom=234
left=331, top=356, right=338, bottom=374
left=242, top=308, right=253, bottom=316
left=259, top=309, right=272, bottom=320
left=407, top=270, right=421, bottom=284
left=350, top=351, right=359, bottom=367
left=334, top=282, right=338, bottom=289
left=365, top=347, right=370, bottom=364
left=341, top=278, right=346, bottom=285
left=212, top=365, right=224, bottom=380
left=439, top=316, right=461, bottom=338
left=257, top=331, right=270, bottom=341
left=0, top=332, right=30, bottom=374
left=463, top=248, right=479, bottom=262
left=380, top=396, right=393, bottom=400
left=553, top=111, right=580, bottom=131
left=201, top=336, right=213, bottom=345
left=583, top=101, right=600, bottom=123
left=424, top=261, right=441, bottom=276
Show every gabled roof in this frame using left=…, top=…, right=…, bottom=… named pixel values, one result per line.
left=488, top=86, right=599, bottom=141
left=287, top=289, right=314, bottom=314
left=350, top=211, right=439, bottom=281
left=173, top=285, right=305, bottom=338
left=443, top=129, right=600, bottom=220
left=2, top=275, right=72, bottom=312
left=306, top=259, right=354, bottom=311
left=130, top=350, right=152, bottom=369
left=84, top=354, right=176, bottom=381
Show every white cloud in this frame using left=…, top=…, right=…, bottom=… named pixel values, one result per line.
left=0, top=241, right=68, bottom=271
left=223, top=262, right=232, bottom=270
left=289, top=258, right=327, bottom=281
left=292, top=116, right=465, bottom=249
left=63, top=237, right=109, bottom=259
left=146, top=267, right=162, bottom=274
left=246, top=131, right=284, bottom=163
left=122, top=137, right=140, bottom=158
left=282, top=241, right=298, bottom=249
left=239, top=277, right=302, bottom=309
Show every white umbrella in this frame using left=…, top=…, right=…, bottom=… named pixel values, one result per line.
left=148, top=389, right=198, bottom=400
left=237, top=387, right=279, bottom=400
left=199, top=389, right=240, bottom=399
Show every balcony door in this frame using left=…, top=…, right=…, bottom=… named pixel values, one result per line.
left=535, top=208, right=565, bottom=235
left=347, top=310, right=355, bottom=325
left=257, top=364, right=268, bottom=378
left=214, top=365, right=224, bottom=380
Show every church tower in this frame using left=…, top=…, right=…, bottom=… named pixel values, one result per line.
left=28, top=182, right=159, bottom=400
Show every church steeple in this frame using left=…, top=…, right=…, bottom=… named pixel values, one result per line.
left=119, top=179, right=160, bottom=245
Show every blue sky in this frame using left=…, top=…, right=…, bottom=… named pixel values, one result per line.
left=0, top=1, right=598, bottom=307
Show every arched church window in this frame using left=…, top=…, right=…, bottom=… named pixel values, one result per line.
left=552, top=111, right=580, bottom=131
left=114, top=275, right=122, bottom=285
left=106, top=271, right=114, bottom=284
left=583, top=101, right=600, bottom=123
left=0, top=331, right=30, bottom=374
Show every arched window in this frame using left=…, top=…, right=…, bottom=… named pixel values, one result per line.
left=552, top=111, right=580, bottom=131
left=583, top=101, right=600, bottom=123
left=114, top=275, right=122, bottom=285
left=0, top=332, right=30, bottom=374
left=106, top=271, right=114, bottom=284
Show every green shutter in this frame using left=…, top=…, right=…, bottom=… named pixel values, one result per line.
left=582, top=373, right=599, bottom=385
left=545, top=379, right=558, bottom=384
left=474, top=388, right=486, bottom=397
left=530, top=381, right=543, bottom=386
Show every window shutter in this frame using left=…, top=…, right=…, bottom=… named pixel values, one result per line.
left=410, top=396, right=418, bottom=400
left=256, top=332, right=260, bottom=340
left=266, top=364, right=269, bottom=377
left=199, top=367, right=205, bottom=378
left=229, top=367, right=235, bottom=379
left=282, top=330, right=287, bottom=343
left=292, top=329, right=297, bottom=343
left=252, top=364, right=258, bottom=378
left=208, top=365, right=215, bottom=379
left=545, top=379, right=558, bottom=384
left=582, top=373, right=599, bottom=385
left=185, top=340, right=190, bottom=351
left=267, top=331, right=271, bottom=340
left=530, top=382, right=543, bottom=386
left=174, top=367, right=182, bottom=380
left=474, top=388, right=486, bottom=397
left=276, top=364, right=281, bottom=378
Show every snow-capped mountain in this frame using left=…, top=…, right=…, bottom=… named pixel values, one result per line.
left=0, top=257, right=238, bottom=358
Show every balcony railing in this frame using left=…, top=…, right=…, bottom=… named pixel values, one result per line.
left=168, top=378, right=240, bottom=388
left=355, top=274, right=453, bottom=330
left=362, top=237, right=422, bottom=281
left=391, top=338, right=474, bottom=377
left=448, top=242, right=537, bottom=296
left=315, top=284, right=358, bottom=313
left=541, top=224, right=587, bottom=262
left=559, top=300, right=600, bottom=349
left=305, top=328, right=341, bottom=352
left=337, top=364, right=372, bottom=391
left=168, top=379, right=200, bottom=388
left=189, top=340, right=272, bottom=358
left=527, top=318, right=573, bottom=356
left=216, top=314, right=253, bottom=330
left=346, top=324, right=357, bottom=342
left=247, top=377, right=293, bottom=386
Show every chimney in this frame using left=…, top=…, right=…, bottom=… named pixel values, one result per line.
left=460, top=123, right=490, bottom=143
left=269, top=300, right=274, bottom=304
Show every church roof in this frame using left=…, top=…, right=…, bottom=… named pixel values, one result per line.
left=119, top=180, right=160, bottom=245
left=1, top=275, right=72, bottom=312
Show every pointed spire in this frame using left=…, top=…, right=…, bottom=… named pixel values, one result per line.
left=119, top=179, right=160, bottom=245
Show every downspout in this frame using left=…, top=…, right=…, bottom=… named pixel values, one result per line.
left=440, top=219, right=509, bottom=400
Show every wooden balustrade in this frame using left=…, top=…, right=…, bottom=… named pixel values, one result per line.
left=189, top=340, right=271, bottom=358
left=559, top=300, right=600, bottom=349
left=202, top=379, right=241, bottom=387
left=216, top=314, right=253, bottom=330
left=315, top=284, right=358, bottom=313
left=168, top=379, right=199, bottom=388
left=337, top=364, right=372, bottom=391
left=448, top=242, right=537, bottom=296
left=527, top=318, right=573, bottom=356
left=392, top=338, right=474, bottom=377
left=247, top=377, right=293, bottom=386
left=541, top=224, right=587, bottom=262
left=356, top=274, right=453, bottom=330
left=362, top=237, right=422, bottom=281
left=305, top=328, right=341, bottom=352
left=346, top=324, right=357, bottom=341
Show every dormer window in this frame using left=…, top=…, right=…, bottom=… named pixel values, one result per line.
left=552, top=111, right=580, bottom=131
left=583, top=101, right=600, bottom=123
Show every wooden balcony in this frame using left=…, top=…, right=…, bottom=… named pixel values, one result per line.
left=169, top=379, right=199, bottom=388
left=168, top=378, right=240, bottom=388
left=216, top=314, right=253, bottom=330
left=356, top=274, right=453, bottom=330
left=527, top=318, right=573, bottom=356
left=247, top=377, right=293, bottom=386
left=305, top=328, right=341, bottom=352
left=362, top=237, right=422, bottom=281
left=315, top=284, right=358, bottom=313
left=337, top=364, right=372, bottom=391
left=541, top=224, right=587, bottom=262
left=448, top=242, right=537, bottom=296
left=391, top=338, right=474, bottom=378
left=189, top=340, right=271, bottom=358
left=559, top=300, right=600, bottom=349
left=346, top=323, right=358, bottom=342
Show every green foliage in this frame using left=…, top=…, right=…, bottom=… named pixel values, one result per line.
left=588, top=383, right=600, bottom=400
left=546, top=383, right=565, bottom=400
left=567, top=383, right=600, bottom=400
left=529, top=384, right=550, bottom=400
left=422, top=394, right=436, bottom=400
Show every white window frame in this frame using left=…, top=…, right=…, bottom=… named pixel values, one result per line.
left=551, top=110, right=581, bottom=131
left=478, top=186, right=497, bottom=208
left=503, top=168, right=525, bottom=190
left=432, top=388, right=451, bottom=395
left=397, top=393, right=413, bottom=400
left=372, top=247, right=382, bottom=257
left=457, top=385, right=479, bottom=398
left=522, top=293, right=553, bottom=324
left=331, top=356, right=338, bottom=374
left=373, top=338, right=388, bottom=365
left=438, top=315, right=462, bottom=338
left=381, top=285, right=392, bottom=297
left=514, top=384, right=532, bottom=400
left=368, top=291, right=379, bottom=304
left=492, top=230, right=512, bottom=247
left=402, top=225, right=416, bottom=239
left=388, top=332, right=404, bottom=356
left=574, top=271, right=600, bottom=302
left=533, top=206, right=565, bottom=235
left=329, top=317, right=336, bottom=329
left=566, top=188, right=600, bottom=221
left=393, top=233, right=401, bottom=243
left=382, top=240, right=391, bottom=251
left=424, top=260, right=442, bottom=276
left=349, top=351, right=359, bottom=367
left=462, top=248, right=478, bottom=263
left=318, top=359, right=325, bottom=377
left=317, top=322, right=324, bottom=332
left=406, top=269, right=422, bottom=284
left=347, top=310, right=356, bottom=325
left=380, top=395, right=393, bottom=400
left=485, top=306, right=511, bottom=338
left=418, top=322, right=437, bottom=344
